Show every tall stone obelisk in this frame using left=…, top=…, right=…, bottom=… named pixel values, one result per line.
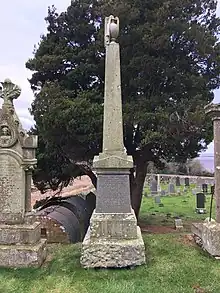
left=197, top=103, right=220, bottom=257
left=80, top=16, right=146, bottom=268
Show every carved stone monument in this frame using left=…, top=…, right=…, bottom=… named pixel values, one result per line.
left=0, top=79, right=47, bottom=267
left=80, top=16, right=146, bottom=268
left=192, top=103, right=220, bottom=257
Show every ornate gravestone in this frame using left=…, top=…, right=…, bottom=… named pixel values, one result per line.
left=0, top=79, right=46, bottom=267
left=80, top=16, right=145, bottom=268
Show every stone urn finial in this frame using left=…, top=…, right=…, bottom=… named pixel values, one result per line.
left=105, top=15, right=120, bottom=46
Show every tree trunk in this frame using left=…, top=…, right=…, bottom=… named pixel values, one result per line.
left=130, top=159, right=148, bottom=220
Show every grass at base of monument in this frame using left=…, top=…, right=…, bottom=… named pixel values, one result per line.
left=0, top=235, right=219, bottom=293
left=139, top=190, right=215, bottom=230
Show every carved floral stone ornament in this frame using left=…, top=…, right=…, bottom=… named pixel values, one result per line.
left=0, top=123, right=17, bottom=148
left=0, top=79, right=21, bottom=148
left=0, top=78, right=21, bottom=105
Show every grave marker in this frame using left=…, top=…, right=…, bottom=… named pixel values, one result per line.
left=196, top=192, right=206, bottom=214
left=202, top=183, right=208, bottom=194
left=0, top=79, right=47, bottom=267
left=176, top=176, right=181, bottom=187
left=168, top=183, right=175, bottom=195
left=185, top=177, right=190, bottom=187
left=154, top=196, right=161, bottom=204
left=150, top=179, right=157, bottom=196
left=80, top=16, right=145, bottom=268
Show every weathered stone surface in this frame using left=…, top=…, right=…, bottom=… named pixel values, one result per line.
left=0, top=79, right=47, bottom=267
left=81, top=16, right=145, bottom=268
left=0, top=222, right=41, bottom=245
left=95, top=171, right=131, bottom=213
left=0, top=239, right=47, bottom=268
left=81, top=227, right=145, bottom=268
left=205, top=103, right=220, bottom=222
left=93, top=153, right=133, bottom=169
left=90, top=210, right=137, bottom=240
left=191, top=222, right=203, bottom=238
left=202, top=222, right=220, bottom=256
left=0, top=154, right=25, bottom=224
left=175, top=219, right=183, bottom=231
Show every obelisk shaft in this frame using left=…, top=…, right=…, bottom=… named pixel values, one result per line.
left=214, top=118, right=220, bottom=222
left=103, top=41, right=124, bottom=153
left=205, top=103, right=220, bottom=223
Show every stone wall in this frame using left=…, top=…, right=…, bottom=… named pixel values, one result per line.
left=145, top=173, right=214, bottom=185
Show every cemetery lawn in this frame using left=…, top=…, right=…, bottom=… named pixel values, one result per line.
left=0, top=235, right=219, bottom=293
left=139, top=191, right=215, bottom=231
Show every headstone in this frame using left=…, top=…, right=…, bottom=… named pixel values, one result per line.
left=196, top=192, right=206, bottom=214
left=168, top=183, right=175, bottom=195
left=211, top=185, right=215, bottom=196
left=157, top=174, right=161, bottom=192
left=150, top=179, right=157, bottom=195
left=202, top=183, right=208, bottom=194
left=155, top=196, right=161, bottom=204
left=185, top=177, right=190, bottom=187
left=176, top=176, right=181, bottom=186
left=161, top=190, right=166, bottom=196
left=192, top=189, right=197, bottom=195
left=177, top=189, right=181, bottom=196
left=80, top=16, right=145, bottom=268
left=196, top=177, right=203, bottom=190
left=175, top=218, right=183, bottom=230
left=0, top=79, right=47, bottom=267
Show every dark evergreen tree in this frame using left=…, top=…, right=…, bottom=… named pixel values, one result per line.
left=26, top=0, right=220, bottom=217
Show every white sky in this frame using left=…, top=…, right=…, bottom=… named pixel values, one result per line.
left=0, top=0, right=219, bottom=154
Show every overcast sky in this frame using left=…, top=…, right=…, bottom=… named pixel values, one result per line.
left=0, top=0, right=219, bottom=154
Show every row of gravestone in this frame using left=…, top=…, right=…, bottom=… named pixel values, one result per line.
left=145, top=178, right=215, bottom=197
left=153, top=192, right=208, bottom=215
left=145, top=175, right=215, bottom=187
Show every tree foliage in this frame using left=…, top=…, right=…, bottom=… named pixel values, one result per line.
left=26, top=0, right=220, bottom=216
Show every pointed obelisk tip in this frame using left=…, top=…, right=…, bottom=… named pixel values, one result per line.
left=105, top=15, right=120, bottom=46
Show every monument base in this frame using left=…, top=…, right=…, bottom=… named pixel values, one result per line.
left=192, top=221, right=220, bottom=257
left=0, top=220, right=47, bottom=268
left=81, top=226, right=145, bottom=268
left=0, top=238, right=47, bottom=268
left=202, top=222, right=220, bottom=256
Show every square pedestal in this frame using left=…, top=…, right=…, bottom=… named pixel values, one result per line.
left=81, top=210, right=146, bottom=268
left=0, top=222, right=41, bottom=244
left=0, top=239, right=47, bottom=268
left=0, top=220, right=47, bottom=268
left=202, top=222, right=220, bottom=256
left=81, top=226, right=145, bottom=268
left=90, top=210, right=138, bottom=240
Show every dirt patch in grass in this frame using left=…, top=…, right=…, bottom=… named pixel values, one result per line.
left=140, top=225, right=175, bottom=234
left=176, top=234, right=196, bottom=247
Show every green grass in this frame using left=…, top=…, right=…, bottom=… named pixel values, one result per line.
left=0, top=185, right=217, bottom=292
left=0, top=235, right=219, bottom=293
left=140, top=185, right=215, bottom=230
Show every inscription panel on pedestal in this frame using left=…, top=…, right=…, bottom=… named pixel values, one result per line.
left=0, top=155, right=24, bottom=218
left=96, top=174, right=131, bottom=213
